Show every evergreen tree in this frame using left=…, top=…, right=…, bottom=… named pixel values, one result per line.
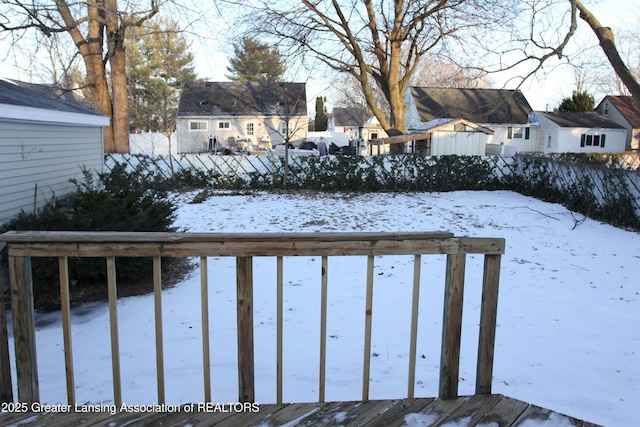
left=557, top=90, right=595, bottom=112
left=226, top=37, right=285, bottom=83
left=315, top=96, right=328, bottom=131
left=126, top=18, right=198, bottom=138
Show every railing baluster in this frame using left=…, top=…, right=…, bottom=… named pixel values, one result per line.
left=439, top=253, right=466, bottom=400
left=408, top=254, right=421, bottom=399
left=362, top=255, right=374, bottom=401
left=236, top=256, right=255, bottom=403
left=476, top=254, right=502, bottom=395
left=200, top=256, right=211, bottom=403
left=276, top=256, right=283, bottom=404
left=0, top=246, right=14, bottom=404
left=58, top=256, right=75, bottom=406
left=319, top=256, right=328, bottom=403
left=153, top=257, right=165, bottom=404
left=8, top=255, right=38, bottom=403
left=106, top=256, right=122, bottom=406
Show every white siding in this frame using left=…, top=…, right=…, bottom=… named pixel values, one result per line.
left=431, top=131, right=486, bottom=156
left=0, top=121, right=104, bottom=225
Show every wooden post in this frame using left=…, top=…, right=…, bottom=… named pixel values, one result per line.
left=9, top=256, right=39, bottom=403
left=200, top=257, right=211, bottom=403
left=106, top=257, right=122, bottom=406
left=236, top=256, right=255, bottom=403
left=439, top=253, right=466, bottom=400
left=276, top=256, right=283, bottom=404
left=319, top=256, right=328, bottom=403
left=153, top=257, right=165, bottom=404
left=0, top=247, right=13, bottom=403
left=476, top=254, right=502, bottom=395
left=59, top=257, right=75, bottom=406
left=407, top=254, right=421, bottom=399
left=362, top=255, right=374, bottom=401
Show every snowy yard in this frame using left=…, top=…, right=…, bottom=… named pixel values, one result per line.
left=8, top=190, right=639, bottom=427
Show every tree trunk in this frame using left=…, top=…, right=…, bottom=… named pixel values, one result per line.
left=574, top=0, right=640, bottom=107
left=105, top=0, right=130, bottom=153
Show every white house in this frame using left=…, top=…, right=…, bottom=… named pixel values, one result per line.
left=176, top=81, right=308, bottom=153
left=532, top=111, right=627, bottom=153
left=595, top=96, right=640, bottom=151
left=0, top=78, right=108, bottom=225
left=405, top=87, right=538, bottom=155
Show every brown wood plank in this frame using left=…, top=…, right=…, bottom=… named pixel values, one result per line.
left=0, top=270, right=13, bottom=403
left=473, top=394, right=529, bottom=426
left=400, top=396, right=469, bottom=426
left=476, top=254, right=502, bottom=395
left=514, top=403, right=586, bottom=426
left=216, top=402, right=317, bottom=427
left=436, top=394, right=502, bottom=425
left=237, top=256, right=255, bottom=403
left=8, top=256, right=39, bottom=403
left=361, top=397, right=437, bottom=426
left=439, top=253, right=466, bottom=399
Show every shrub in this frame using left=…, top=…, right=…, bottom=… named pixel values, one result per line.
left=1, top=164, right=181, bottom=310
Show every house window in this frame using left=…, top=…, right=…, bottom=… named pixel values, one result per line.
left=189, top=121, right=207, bottom=131
left=604, top=102, right=609, bottom=115
left=580, top=134, right=606, bottom=148
left=280, top=122, right=288, bottom=135
left=246, top=122, right=255, bottom=136
left=508, top=127, right=530, bottom=139
left=370, top=132, right=378, bottom=140
left=218, top=121, right=230, bottom=129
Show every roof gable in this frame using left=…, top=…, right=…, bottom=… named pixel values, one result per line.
left=332, top=107, right=369, bottom=126
left=178, top=81, right=307, bottom=117
left=536, top=111, right=625, bottom=129
left=409, top=87, right=533, bottom=124
left=599, top=96, right=640, bottom=127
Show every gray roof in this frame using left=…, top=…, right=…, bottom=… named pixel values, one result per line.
left=0, top=78, right=100, bottom=115
left=178, top=81, right=307, bottom=117
left=597, top=96, right=640, bottom=128
left=332, top=107, right=369, bottom=127
left=409, top=87, right=533, bottom=124
left=536, top=111, right=625, bottom=129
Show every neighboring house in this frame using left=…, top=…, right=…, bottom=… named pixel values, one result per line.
left=0, top=78, right=108, bottom=225
left=532, top=111, right=626, bottom=154
left=331, top=107, right=388, bottom=142
left=176, top=81, right=308, bottom=153
left=595, top=96, right=640, bottom=151
left=371, top=118, right=493, bottom=156
left=405, top=87, right=538, bottom=154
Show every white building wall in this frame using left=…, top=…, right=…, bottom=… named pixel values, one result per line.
left=431, top=131, right=486, bottom=156
left=0, top=121, right=104, bottom=225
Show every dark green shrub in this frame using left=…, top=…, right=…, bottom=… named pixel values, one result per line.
left=1, top=165, right=180, bottom=310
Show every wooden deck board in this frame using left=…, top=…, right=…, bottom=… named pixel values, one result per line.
left=0, top=395, right=603, bottom=426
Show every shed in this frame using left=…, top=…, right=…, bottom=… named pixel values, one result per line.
left=0, top=79, right=109, bottom=225
left=533, top=111, right=626, bottom=154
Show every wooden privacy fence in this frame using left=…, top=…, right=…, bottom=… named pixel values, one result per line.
left=1, top=231, right=505, bottom=406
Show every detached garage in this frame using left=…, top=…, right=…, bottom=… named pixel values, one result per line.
left=0, top=79, right=109, bottom=225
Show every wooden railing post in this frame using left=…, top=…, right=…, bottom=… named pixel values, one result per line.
left=8, top=256, right=39, bottom=403
left=476, top=254, right=502, bottom=395
left=439, top=253, right=466, bottom=400
left=236, top=256, right=255, bottom=403
left=0, top=244, right=13, bottom=403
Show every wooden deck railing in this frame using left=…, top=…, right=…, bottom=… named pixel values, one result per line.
left=0, top=231, right=505, bottom=406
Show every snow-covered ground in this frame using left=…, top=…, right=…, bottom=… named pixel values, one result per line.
left=8, top=190, right=639, bottom=426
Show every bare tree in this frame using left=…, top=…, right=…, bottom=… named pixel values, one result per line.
left=0, top=1, right=160, bottom=153
left=238, top=0, right=511, bottom=142
left=573, top=0, right=640, bottom=106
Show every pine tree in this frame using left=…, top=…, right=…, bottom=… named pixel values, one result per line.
left=126, top=18, right=198, bottom=137
left=557, top=90, right=595, bottom=112
left=315, top=96, right=328, bottom=131
left=226, top=37, right=285, bottom=83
